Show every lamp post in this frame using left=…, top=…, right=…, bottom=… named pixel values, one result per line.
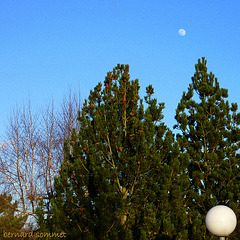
left=206, top=205, right=237, bottom=240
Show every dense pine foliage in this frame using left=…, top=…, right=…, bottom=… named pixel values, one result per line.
left=37, top=58, right=240, bottom=240
left=0, top=193, right=27, bottom=236
left=174, top=57, right=240, bottom=239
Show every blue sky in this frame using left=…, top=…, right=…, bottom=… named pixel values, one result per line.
left=1, top=0, right=240, bottom=139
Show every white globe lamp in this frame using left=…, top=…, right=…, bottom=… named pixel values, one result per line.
left=206, top=205, right=237, bottom=240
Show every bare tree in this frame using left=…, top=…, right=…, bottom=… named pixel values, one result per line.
left=0, top=104, right=42, bottom=216
left=0, top=89, right=81, bottom=225
left=57, top=89, right=81, bottom=148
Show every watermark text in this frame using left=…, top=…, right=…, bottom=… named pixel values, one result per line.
left=3, top=231, right=66, bottom=238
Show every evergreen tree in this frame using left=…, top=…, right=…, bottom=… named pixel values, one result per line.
left=39, top=64, right=189, bottom=239
left=0, top=192, right=27, bottom=237
left=174, top=57, right=240, bottom=239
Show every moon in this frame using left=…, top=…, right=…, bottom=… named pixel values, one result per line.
left=178, top=29, right=186, bottom=36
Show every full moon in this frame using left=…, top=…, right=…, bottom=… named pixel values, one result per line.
left=178, top=29, right=186, bottom=36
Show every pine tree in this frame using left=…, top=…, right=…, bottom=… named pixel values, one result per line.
left=0, top=192, right=27, bottom=237
left=174, top=57, right=240, bottom=239
left=39, top=64, right=189, bottom=239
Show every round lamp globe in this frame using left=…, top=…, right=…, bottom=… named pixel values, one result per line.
left=206, top=205, right=237, bottom=237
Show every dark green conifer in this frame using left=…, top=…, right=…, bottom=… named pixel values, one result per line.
left=0, top=192, right=27, bottom=237
left=39, top=64, right=188, bottom=239
left=174, top=57, right=240, bottom=239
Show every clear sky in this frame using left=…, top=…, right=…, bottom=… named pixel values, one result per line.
left=1, top=0, right=240, bottom=140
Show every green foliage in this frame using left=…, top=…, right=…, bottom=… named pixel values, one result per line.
left=37, top=59, right=240, bottom=239
left=37, top=64, right=189, bottom=239
left=175, top=57, right=240, bottom=239
left=36, top=199, right=64, bottom=240
left=0, top=192, right=27, bottom=237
